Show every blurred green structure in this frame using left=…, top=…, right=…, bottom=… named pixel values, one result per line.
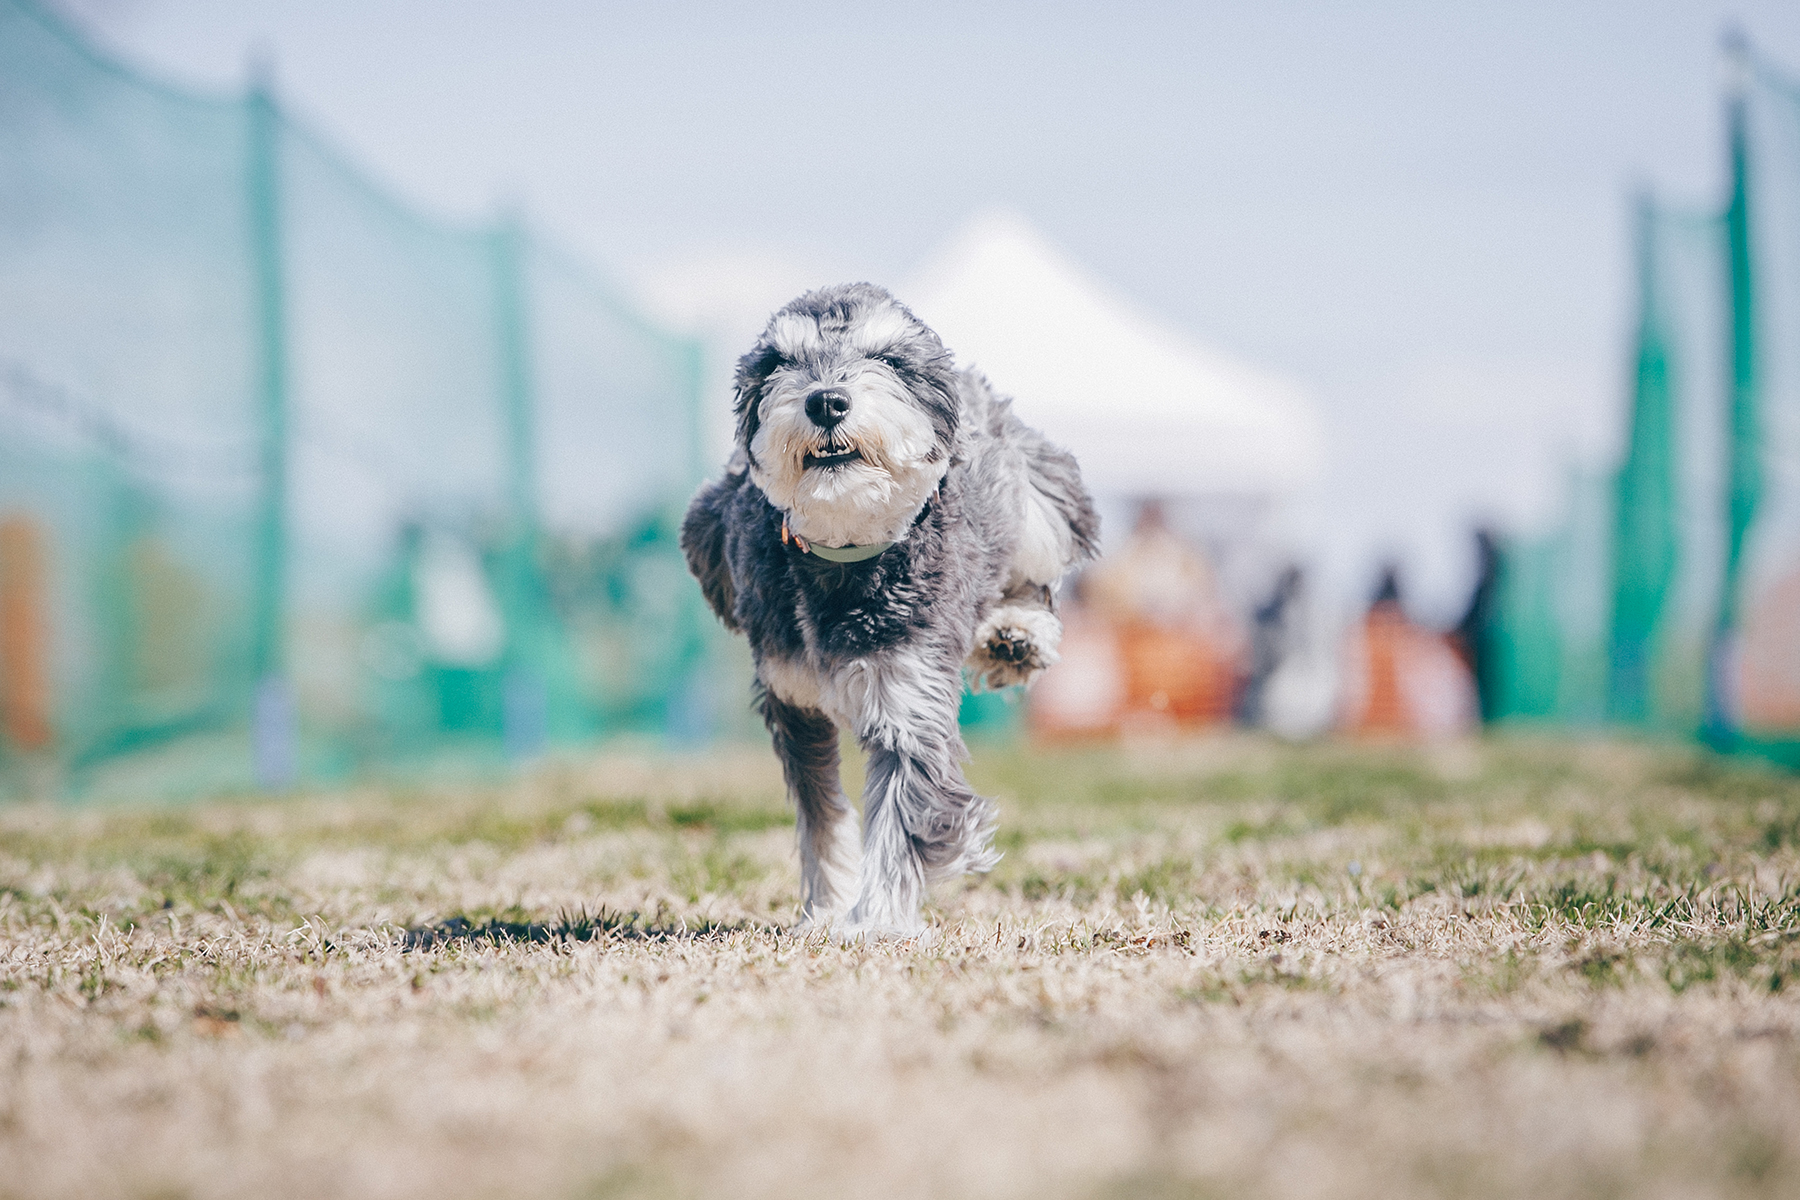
left=1488, top=468, right=1613, bottom=726
left=1491, top=35, right=1800, bottom=766
left=0, top=0, right=724, bottom=794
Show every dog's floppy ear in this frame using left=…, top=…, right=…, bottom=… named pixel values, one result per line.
left=680, top=477, right=739, bottom=632
left=884, top=333, right=961, bottom=454
left=732, top=341, right=783, bottom=460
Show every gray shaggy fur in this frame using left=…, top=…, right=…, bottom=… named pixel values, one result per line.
left=682, top=283, right=1098, bottom=937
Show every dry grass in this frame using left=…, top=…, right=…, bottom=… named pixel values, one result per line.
left=4, top=734, right=1800, bottom=1200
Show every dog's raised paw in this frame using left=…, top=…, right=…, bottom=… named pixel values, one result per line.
left=987, top=626, right=1037, bottom=665
left=967, top=604, right=1062, bottom=691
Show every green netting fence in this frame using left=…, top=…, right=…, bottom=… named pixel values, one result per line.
left=1488, top=467, right=1613, bottom=725
left=0, top=0, right=725, bottom=795
left=1490, top=38, right=1800, bottom=766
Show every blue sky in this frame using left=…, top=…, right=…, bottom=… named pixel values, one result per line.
left=60, top=0, right=1800, bottom=616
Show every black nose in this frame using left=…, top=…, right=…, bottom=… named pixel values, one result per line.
left=805, top=388, right=851, bottom=430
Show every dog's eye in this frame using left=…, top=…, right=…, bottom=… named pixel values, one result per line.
left=875, top=353, right=907, bottom=373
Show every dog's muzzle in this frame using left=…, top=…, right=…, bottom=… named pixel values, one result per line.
left=804, top=446, right=863, bottom=470
left=805, top=388, right=851, bottom=429
left=801, top=388, right=861, bottom=470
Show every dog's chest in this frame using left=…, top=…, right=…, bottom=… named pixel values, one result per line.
left=791, top=555, right=930, bottom=658
left=730, top=484, right=949, bottom=661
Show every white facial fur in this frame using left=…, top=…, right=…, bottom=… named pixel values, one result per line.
left=747, top=317, right=948, bottom=548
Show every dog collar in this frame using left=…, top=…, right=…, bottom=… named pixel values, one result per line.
left=781, top=519, right=894, bottom=562
left=777, top=478, right=943, bottom=564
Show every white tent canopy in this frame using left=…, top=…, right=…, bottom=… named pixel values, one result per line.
left=905, top=211, right=1325, bottom=500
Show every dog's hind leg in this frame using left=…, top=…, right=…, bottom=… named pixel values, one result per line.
left=760, top=692, right=860, bottom=926
left=829, top=648, right=998, bottom=938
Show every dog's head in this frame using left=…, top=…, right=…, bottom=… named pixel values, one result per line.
left=734, top=283, right=957, bottom=548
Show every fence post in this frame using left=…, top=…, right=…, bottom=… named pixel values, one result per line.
left=246, top=68, right=296, bottom=788
left=490, top=216, right=551, bottom=758
left=1608, top=193, right=1678, bottom=727
left=1706, top=32, right=1763, bottom=748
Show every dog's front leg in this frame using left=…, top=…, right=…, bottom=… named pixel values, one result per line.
left=829, top=650, right=999, bottom=938
left=968, top=584, right=1063, bottom=691
left=760, top=692, right=859, bottom=926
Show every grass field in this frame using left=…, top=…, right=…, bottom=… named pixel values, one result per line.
left=4, top=735, right=1800, bottom=1200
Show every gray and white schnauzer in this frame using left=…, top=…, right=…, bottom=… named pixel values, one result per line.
left=681, top=283, right=1098, bottom=938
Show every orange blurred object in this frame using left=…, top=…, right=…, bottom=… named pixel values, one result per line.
left=1116, top=620, right=1236, bottom=724
left=0, top=516, right=53, bottom=751
left=1030, top=614, right=1240, bottom=741
left=1341, top=599, right=1475, bottom=739
left=1739, top=566, right=1800, bottom=733
left=1030, top=501, right=1244, bottom=740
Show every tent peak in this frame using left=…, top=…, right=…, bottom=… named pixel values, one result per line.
left=904, top=211, right=1326, bottom=499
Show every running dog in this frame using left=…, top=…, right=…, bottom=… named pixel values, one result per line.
left=681, top=283, right=1098, bottom=937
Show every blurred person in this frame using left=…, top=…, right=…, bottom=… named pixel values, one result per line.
left=1079, top=500, right=1244, bottom=726
left=1738, top=565, right=1800, bottom=733
left=1239, top=563, right=1303, bottom=726
left=1085, top=500, right=1215, bottom=625
left=1341, top=562, right=1477, bottom=739
left=1262, top=582, right=1342, bottom=742
left=1452, top=527, right=1502, bottom=722
left=0, top=516, right=52, bottom=755
left=1236, top=562, right=1340, bottom=740
left=362, top=522, right=508, bottom=737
